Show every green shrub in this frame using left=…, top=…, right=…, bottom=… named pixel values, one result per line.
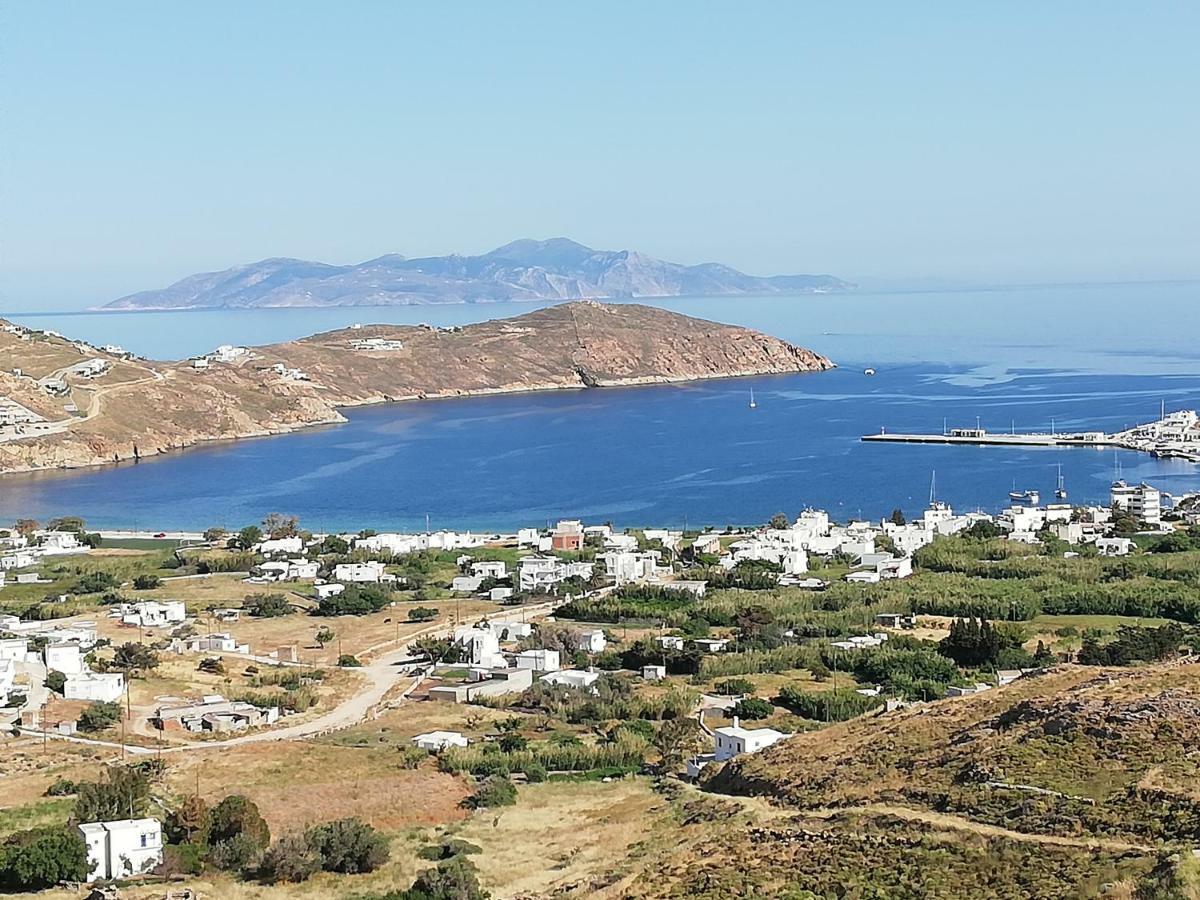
left=0, top=827, right=88, bottom=891
left=259, top=833, right=322, bottom=883
left=729, top=697, right=774, bottom=720
left=465, top=775, right=517, bottom=809
left=305, top=817, right=390, bottom=874
left=77, top=700, right=122, bottom=733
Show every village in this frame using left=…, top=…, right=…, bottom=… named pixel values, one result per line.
left=1, top=473, right=1198, bottom=897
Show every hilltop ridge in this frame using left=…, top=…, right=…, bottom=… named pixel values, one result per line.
left=0, top=302, right=832, bottom=474
left=100, top=238, right=851, bottom=309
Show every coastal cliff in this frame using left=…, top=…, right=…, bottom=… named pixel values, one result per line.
left=0, top=302, right=832, bottom=474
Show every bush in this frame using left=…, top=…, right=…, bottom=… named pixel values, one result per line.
left=77, top=700, right=122, bottom=733
left=209, top=794, right=270, bottom=870
left=729, top=697, right=774, bottom=720
left=521, top=761, right=547, bottom=783
left=198, top=656, right=226, bottom=675
left=777, top=686, right=883, bottom=722
left=465, top=775, right=518, bottom=809
left=133, top=574, right=162, bottom=590
left=74, top=766, right=150, bottom=822
left=159, top=841, right=206, bottom=877
left=259, top=833, right=322, bottom=884
left=0, top=827, right=88, bottom=891
left=44, top=778, right=77, bottom=797
left=209, top=833, right=263, bottom=873
left=247, top=592, right=292, bottom=618
left=714, top=677, right=755, bottom=696
left=315, top=584, right=393, bottom=616
left=166, top=794, right=212, bottom=845
left=400, top=856, right=488, bottom=900
left=73, top=571, right=120, bottom=594
left=408, top=606, right=438, bottom=622
left=306, top=817, right=390, bottom=874
left=44, top=670, right=66, bottom=694
left=111, top=641, right=160, bottom=672
left=338, top=654, right=363, bottom=667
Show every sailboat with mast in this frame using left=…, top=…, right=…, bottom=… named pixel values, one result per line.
left=748, top=388, right=756, bottom=409
left=1054, top=464, right=1068, bottom=500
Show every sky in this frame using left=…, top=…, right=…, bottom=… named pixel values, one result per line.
left=1, top=2, right=1198, bottom=310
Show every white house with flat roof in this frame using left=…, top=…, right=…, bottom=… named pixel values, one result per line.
left=79, top=818, right=163, bottom=881
left=515, top=648, right=560, bottom=672
left=121, top=600, right=186, bottom=628
left=412, top=731, right=469, bottom=751
left=575, top=629, right=607, bottom=653
left=714, top=717, right=789, bottom=761
left=333, top=561, right=390, bottom=583
left=539, top=669, right=601, bottom=692
left=44, top=642, right=83, bottom=675
left=64, top=671, right=125, bottom=703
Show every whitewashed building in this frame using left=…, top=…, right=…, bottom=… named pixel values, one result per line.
left=79, top=818, right=163, bottom=881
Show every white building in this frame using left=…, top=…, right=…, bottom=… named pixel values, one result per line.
left=515, top=649, right=561, bottom=672
left=412, top=731, right=468, bottom=751
left=1111, top=481, right=1162, bottom=526
left=470, top=560, right=507, bottom=579
left=642, top=664, right=667, bottom=681
left=65, top=671, right=126, bottom=703
left=517, top=556, right=594, bottom=592
left=655, top=636, right=685, bottom=651
left=714, top=717, right=789, bottom=761
left=44, top=642, right=83, bottom=674
left=0, top=658, right=14, bottom=705
left=877, top=557, right=914, bottom=580
left=451, top=575, right=484, bottom=593
left=256, top=536, right=305, bottom=555
left=0, top=637, right=28, bottom=663
left=539, top=669, right=601, bottom=692
left=122, top=600, right=186, bottom=628
left=454, top=628, right=507, bottom=668
left=79, top=818, right=164, bottom=882
left=1095, top=537, right=1135, bottom=557
left=575, top=629, right=607, bottom=653
left=692, top=638, right=729, bottom=653
left=332, top=561, right=391, bottom=583
left=597, top=549, right=661, bottom=585
left=688, top=716, right=790, bottom=777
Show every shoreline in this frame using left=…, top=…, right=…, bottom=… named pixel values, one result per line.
left=0, top=365, right=830, bottom=479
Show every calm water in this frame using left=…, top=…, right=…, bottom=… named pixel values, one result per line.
left=3, top=282, right=1200, bottom=531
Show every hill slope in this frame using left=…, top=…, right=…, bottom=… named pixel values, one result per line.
left=0, top=302, right=832, bottom=473
left=608, top=661, right=1200, bottom=899
left=100, top=238, right=851, bottom=309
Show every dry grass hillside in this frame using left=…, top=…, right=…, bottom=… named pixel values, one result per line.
left=0, top=302, right=831, bottom=473
left=611, top=661, right=1200, bottom=899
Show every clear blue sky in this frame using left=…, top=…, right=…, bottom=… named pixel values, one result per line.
left=2, top=2, right=1197, bottom=309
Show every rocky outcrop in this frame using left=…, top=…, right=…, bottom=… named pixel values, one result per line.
left=0, top=302, right=832, bottom=474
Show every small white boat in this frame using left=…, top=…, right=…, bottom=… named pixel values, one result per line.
left=1008, top=489, right=1040, bottom=504
left=1054, top=465, right=1067, bottom=500
left=748, top=388, right=756, bottom=409
left=864, top=368, right=876, bottom=376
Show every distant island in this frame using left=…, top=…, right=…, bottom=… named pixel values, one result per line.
left=98, top=237, right=851, bottom=310
left=0, top=302, right=833, bottom=474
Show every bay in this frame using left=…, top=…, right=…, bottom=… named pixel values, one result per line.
left=3, top=282, right=1199, bottom=531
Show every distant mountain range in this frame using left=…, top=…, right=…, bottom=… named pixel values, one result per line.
left=100, top=238, right=851, bottom=309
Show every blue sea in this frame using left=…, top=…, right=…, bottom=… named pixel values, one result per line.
left=3, top=282, right=1199, bottom=531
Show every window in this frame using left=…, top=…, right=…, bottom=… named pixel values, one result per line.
left=140, top=833, right=149, bottom=848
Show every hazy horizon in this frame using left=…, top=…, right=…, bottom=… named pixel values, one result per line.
left=3, top=3, right=1197, bottom=311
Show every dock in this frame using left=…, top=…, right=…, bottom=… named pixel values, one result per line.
left=861, top=430, right=1111, bottom=448
left=861, top=413, right=1200, bottom=463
